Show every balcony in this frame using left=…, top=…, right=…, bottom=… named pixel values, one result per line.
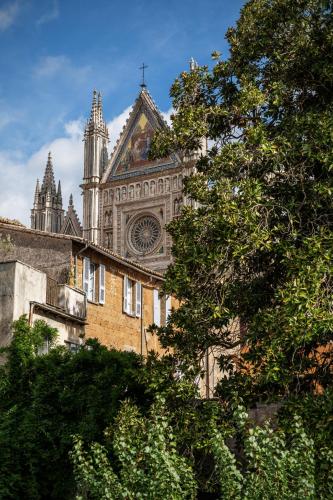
left=46, top=277, right=86, bottom=320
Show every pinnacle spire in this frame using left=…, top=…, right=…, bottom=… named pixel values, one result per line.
left=84, top=89, right=109, bottom=139
left=90, top=89, right=98, bottom=123
left=57, top=180, right=62, bottom=204
left=69, top=193, right=73, bottom=206
left=42, top=151, right=56, bottom=194
left=34, top=178, right=40, bottom=207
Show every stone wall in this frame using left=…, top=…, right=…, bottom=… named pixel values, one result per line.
left=0, top=224, right=72, bottom=283
left=74, top=247, right=168, bottom=354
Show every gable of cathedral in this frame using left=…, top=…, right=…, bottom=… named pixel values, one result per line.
left=102, top=88, right=179, bottom=183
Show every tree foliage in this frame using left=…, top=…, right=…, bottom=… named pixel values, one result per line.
left=71, top=401, right=325, bottom=499
left=150, top=0, right=333, bottom=398
left=0, top=317, right=147, bottom=499
left=71, top=398, right=197, bottom=499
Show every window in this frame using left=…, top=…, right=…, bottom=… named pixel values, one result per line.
left=99, top=264, right=105, bottom=304
left=153, top=289, right=161, bottom=327
left=123, top=276, right=141, bottom=317
left=83, top=258, right=105, bottom=304
left=65, top=340, right=81, bottom=353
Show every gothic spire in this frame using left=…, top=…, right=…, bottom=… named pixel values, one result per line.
left=33, top=179, right=40, bottom=208
left=69, top=193, right=73, bottom=206
left=42, top=151, right=56, bottom=194
left=90, top=89, right=98, bottom=123
left=57, top=180, right=63, bottom=205
left=84, top=90, right=109, bottom=138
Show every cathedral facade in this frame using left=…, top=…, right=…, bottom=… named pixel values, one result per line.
left=32, top=82, right=196, bottom=273
left=82, top=86, right=187, bottom=273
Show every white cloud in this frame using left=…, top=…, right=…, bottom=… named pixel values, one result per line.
left=0, top=105, right=174, bottom=227
left=34, top=55, right=91, bottom=83
left=161, top=108, right=173, bottom=126
left=0, top=1, right=19, bottom=31
left=0, top=118, right=84, bottom=226
left=36, top=0, right=59, bottom=26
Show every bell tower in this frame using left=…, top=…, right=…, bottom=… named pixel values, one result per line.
left=82, top=90, right=109, bottom=243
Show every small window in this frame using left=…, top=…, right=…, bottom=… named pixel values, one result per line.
left=123, top=276, right=141, bottom=317
left=65, top=340, right=81, bottom=353
left=82, top=257, right=96, bottom=302
left=153, top=289, right=161, bottom=327
left=99, top=264, right=105, bottom=304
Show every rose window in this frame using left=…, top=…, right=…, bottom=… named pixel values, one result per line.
left=129, top=215, right=161, bottom=254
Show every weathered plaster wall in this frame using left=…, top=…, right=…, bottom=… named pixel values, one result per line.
left=0, top=261, right=46, bottom=346
left=33, top=309, right=84, bottom=346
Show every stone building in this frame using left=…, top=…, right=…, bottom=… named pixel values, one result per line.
left=31, top=152, right=82, bottom=237
left=31, top=67, right=202, bottom=272
left=82, top=86, right=190, bottom=273
left=0, top=259, right=85, bottom=349
left=0, top=220, right=168, bottom=355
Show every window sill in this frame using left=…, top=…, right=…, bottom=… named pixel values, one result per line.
left=87, top=299, right=104, bottom=306
left=123, top=311, right=139, bottom=318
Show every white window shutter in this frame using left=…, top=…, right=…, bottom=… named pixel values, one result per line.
left=153, top=289, right=161, bottom=327
left=136, top=283, right=142, bottom=317
left=123, top=276, right=128, bottom=313
left=127, top=278, right=133, bottom=313
left=83, top=257, right=90, bottom=294
left=166, top=296, right=172, bottom=323
left=99, top=264, right=105, bottom=304
left=88, top=262, right=95, bottom=301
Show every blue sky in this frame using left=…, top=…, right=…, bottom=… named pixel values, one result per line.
left=0, top=0, right=245, bottom=225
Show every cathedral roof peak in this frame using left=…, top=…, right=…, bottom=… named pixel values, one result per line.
left=60, top=194, right=83, bottom=237
left=101, top=85, right=179, bottom=183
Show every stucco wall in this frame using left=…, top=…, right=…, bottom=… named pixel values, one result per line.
left=0, top=261, right=46, bottom=346
left=33, top=309, right=84, bottom=346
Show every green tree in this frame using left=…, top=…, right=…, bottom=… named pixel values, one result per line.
left=150, top=0, right=333, bottom=399
left=71, top=398, right=197, bottom=500
left=72, top=402, right=322, bottom=500
left=0, top=317, right=148, bottom=499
